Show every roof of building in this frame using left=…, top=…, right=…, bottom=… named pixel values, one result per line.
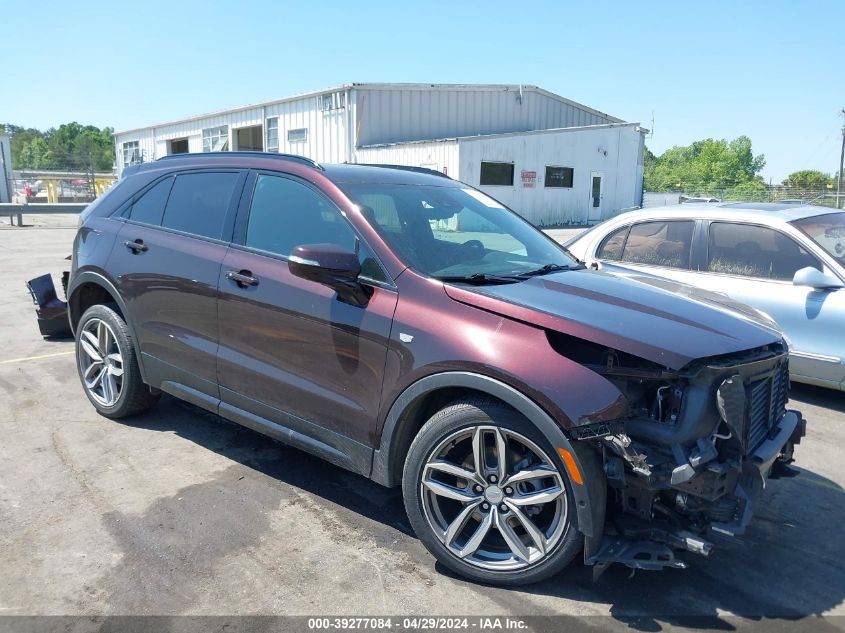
left=114, top=82, right=623, bottom=136
left=357, top=121, right=647, bottom=149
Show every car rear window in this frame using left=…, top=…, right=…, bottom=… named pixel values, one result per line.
left=161, top=172, right=239, bottom=239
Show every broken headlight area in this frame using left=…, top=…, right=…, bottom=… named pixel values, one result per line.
left=560, top=338, right=805, bottom=573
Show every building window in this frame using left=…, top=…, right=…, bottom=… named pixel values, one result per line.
left=122, top=141, right=140, bottom=168
left=545, top=166, right=574, bottom=188
left=169, top=138, right=189, bottom=154
left=266, top=118, right=279, bottom=153
left=287, top=128, right=308, bottom=143
left=202, top=125, right=229, bottom=152
left=320, top=91, right=346, bottom=112
left=480, top=161, right=514, bottom=186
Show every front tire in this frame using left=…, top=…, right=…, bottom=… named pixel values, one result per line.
left=75, top=304, right=159, bottom=418
left=402, top=398, right=583, bottom=586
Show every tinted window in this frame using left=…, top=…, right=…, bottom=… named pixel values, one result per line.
left=597, top=226, right=628, bottom=260
left=621, top=221, right=694, bottom=269
left=129, top=177, right=173, bottom=226
left=545, top=166, right=574, bottom=188
left=245, top=175, right=389, bottom=283
left=480, top=162, right=514, bottom=186
left=246, top=174, right=357, bottom=256
left=708, top=222, right=821, bottom=280
left=161, top=172, right=239, bottom=239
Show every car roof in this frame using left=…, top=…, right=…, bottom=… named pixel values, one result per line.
left=608, top=201, right=838, bottom=225
left=320, top=163, right=458, bottom=186
left=127, top=152, right=458, bottom=188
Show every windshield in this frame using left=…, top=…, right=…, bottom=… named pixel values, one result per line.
left=792, top=212, right=845, bottom=266
left=338, top=183, right=578, bottom=279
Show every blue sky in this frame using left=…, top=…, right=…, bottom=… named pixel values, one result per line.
left=3, top=0, right=843, bottom=182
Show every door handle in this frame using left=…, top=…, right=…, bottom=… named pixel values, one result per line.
left=124, top=239, right=148, bottom=253
left=226, top=270, right=259, bottom=288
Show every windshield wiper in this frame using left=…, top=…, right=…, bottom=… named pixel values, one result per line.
left=517, top=263, right=582, bottom=277
left=433, top=273, right=523, bottom=285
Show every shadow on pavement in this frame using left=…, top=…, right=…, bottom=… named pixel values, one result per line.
left=112, top=395, right=845, bottom=624
left=790, top=382, right=845, bottom=414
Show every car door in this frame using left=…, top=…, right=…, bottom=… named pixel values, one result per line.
left=689, top=221, right=844, bottom=387
left=216, top=171, right=398, bottom=457
left=108, top=169, right=245, bottom=396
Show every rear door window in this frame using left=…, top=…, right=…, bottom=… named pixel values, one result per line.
left=620, top=221, right=695, bottom=269
left=707, top=222, right=821, bottom=280
left=128, top=177, right=173, bottom=226
left=161, top=172, right=240, bottom=239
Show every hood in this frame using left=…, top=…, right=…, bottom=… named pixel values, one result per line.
left=596, top=262, right=783, bottom=334
left=442, top=268, right=781, bottom=371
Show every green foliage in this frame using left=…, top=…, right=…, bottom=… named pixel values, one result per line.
left=644, top=135, right=766, bottom=192
left=1, top=122, right=115, bottom=172
left=782, top=169, right=832, bottom=189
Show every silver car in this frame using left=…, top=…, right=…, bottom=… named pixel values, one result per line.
left=566, top=203, right=845, bottom=390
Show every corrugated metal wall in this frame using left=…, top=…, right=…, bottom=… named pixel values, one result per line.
left=355, top=85, right=615, bottom=147
left=114, top=90, right=352, bottom=176
left=354, top=140, right=459, bottom=177
left=112, top=84, right=621, bottom=180
left=457, top=124, right=645, bottom=226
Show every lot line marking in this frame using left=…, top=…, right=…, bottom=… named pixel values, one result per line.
left=0, top=350, right=74, bottom=365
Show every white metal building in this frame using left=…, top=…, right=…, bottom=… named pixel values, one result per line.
left=114, top=83, right=646, bottom=225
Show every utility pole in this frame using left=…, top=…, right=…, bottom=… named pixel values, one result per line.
left=838, top=108, right=845, bottom=209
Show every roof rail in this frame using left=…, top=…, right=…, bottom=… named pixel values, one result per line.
left=156, top=151, right=323, bottom=170
left=355, top=163, right=452, bottom=179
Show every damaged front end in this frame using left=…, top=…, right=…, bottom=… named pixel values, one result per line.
left=550, top=332, right=806, bottom=574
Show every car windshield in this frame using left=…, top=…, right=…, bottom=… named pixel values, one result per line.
left=338, top=182, right=578, bottom=280
left=791, top=212, right=845, bottom=266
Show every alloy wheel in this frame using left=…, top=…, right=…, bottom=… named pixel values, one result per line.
left=77, top=318, right=124, bottom=407
left=419, top=425, right=568, bottom=571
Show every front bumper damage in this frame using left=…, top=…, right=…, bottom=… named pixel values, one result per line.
left=580, top=345, right=806, bottom=575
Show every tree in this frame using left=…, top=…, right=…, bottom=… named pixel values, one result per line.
left=644, top=135, right=766, bottom=192
left=782, top=170, right=832, bottom=189
left=2, top=122, right=115, bottom=171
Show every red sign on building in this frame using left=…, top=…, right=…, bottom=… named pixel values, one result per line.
left=521, top=170, right=536, bottom=188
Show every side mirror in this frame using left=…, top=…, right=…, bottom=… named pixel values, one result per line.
left=792, top=266, right=844, bottom=290
left=288, top=243, right=370, bottom=306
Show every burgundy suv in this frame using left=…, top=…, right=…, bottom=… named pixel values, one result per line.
left=68, top=152, right=804, bottom=585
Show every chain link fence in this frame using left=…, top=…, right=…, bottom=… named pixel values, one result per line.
left=645, top=188, right=844, bottom=209
left=9, top=171, right=116, bottom=204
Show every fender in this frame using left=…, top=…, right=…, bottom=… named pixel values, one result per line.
left=67, top=270, right=148, bottom=383
left=370, top=371, right=606, bottom=538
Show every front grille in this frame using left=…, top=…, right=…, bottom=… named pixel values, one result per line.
left=746, top=363, right=789, bottom=451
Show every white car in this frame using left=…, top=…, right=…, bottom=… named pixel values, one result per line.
left=566, top=202, right=845, bottom=390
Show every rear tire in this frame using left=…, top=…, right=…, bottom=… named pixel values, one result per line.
left=402, top=398, right=583, bottom=586
left=75, top=304, right=159, bottom=418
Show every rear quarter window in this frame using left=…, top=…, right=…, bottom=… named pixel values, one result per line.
left=128, top=177, right=174, bottom=226
left=621, top=221, right=694, bottom=269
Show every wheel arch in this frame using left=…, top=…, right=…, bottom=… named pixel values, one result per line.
left=371, top=371, right=605, bottom=538
left=67, top=271, right=148, bottom=382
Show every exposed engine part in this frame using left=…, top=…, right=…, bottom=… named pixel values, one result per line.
left=602, top=434, right=651, bottom=477
left=583, top=343, right=803, bottom=574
